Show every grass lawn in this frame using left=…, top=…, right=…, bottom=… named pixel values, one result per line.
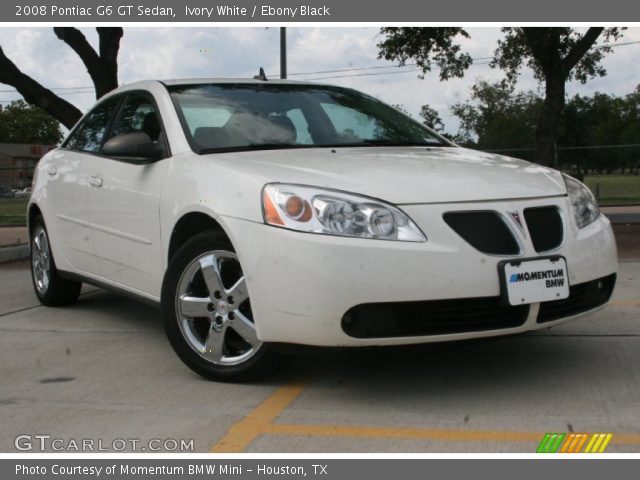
left=583, top=175, right=640, bottom=205
left=0, top=197, right=28, bottom=225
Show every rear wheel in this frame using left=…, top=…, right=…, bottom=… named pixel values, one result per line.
left=162, top=231, right=281, bottom=381
left=30, top=215, right=82, bottom=306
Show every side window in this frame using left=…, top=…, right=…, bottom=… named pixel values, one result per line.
left=110, top=94, right=164, bottom=144
left=65, top=97, right=120, bottom=153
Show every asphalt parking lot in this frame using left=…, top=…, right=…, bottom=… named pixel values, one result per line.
left=0, top=259, right=639, bottom=453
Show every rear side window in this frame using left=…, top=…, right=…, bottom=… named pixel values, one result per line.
left=64, top=97, right=120, bottom=153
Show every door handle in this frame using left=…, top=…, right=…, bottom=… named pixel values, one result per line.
left=47, top=167, right=57, bottom=176
left=89, top=176, right=103, bottom=188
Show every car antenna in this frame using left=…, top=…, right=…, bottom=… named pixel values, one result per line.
left=253, top=67, right=268, bottom=81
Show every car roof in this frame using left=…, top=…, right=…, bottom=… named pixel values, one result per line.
left=161, top=78, right=315, bottom=86
left=101, top=78, right=341, bottom=102
left=112, top=78, right=325, bottom=93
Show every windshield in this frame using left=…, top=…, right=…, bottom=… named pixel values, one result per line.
left=168, top=83, right=449, bottom=154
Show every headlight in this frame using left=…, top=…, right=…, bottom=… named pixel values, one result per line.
left=262, top=184, right=426, bottom=242
left=563, top=174, right=600, bottom=229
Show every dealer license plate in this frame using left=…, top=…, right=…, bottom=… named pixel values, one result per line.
left=500, top=256, right=570, bottom=306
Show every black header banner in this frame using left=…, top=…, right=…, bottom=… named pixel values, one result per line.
left=4, top=0, right=640, bottom=22
left=3, top=459, right=640, bottom=480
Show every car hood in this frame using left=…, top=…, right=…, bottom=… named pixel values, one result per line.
left=209, top=146, right=567, bottom=204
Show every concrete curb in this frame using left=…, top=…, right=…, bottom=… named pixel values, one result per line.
left=0, top=244, right=29, bottom=263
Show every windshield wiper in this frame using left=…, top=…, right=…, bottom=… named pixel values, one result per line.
left=357, top=139, right=448, bottom=147
left=197, top=140, right=449, bottom=155
left=314, top=140, right=448, bottom=148
left=198, top=144, right=313, bottom=155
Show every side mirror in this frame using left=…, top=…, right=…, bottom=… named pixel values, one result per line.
left=102, top=132, right=162, bottom=162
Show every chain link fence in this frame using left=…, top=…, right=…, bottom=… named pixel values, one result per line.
left=0, top=166, right=31, bottom=249
left=482, top=144, right=640, bottom=224
left=1, top=146, right=639, bottom=250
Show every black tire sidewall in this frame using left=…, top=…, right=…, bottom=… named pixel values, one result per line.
left=30, top=215, right=81, bottom=306
left=161, top=230, right=279, bottom=382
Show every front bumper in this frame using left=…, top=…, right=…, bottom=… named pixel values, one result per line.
left=222, top=196, right=618, bottom=347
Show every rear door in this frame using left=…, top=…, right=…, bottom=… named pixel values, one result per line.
left=88, top=92, right=171, bottom=297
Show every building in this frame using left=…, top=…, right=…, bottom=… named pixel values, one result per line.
left=0, top=143, right=55, bottom=189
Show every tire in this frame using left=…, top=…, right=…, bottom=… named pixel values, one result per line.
left=30, top=215, right=82, bottom=306
left=161, top=230, right=282, bottom=382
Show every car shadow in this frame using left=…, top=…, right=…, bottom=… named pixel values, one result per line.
left=71, top=288, right=632, bottom=404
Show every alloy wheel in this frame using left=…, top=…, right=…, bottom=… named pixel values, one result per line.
left=32, top=225, right=51, bottom=295
left=175, top=250, right=261, bottom=366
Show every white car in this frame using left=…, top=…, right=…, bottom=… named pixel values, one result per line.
left=28, top=79, right=618, bottom=381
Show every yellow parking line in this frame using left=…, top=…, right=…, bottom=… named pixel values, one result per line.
left=264, top=424, right=640, bottom=446
left=265, top=423, right=543, bottom=443
left=609, top=433, right=640, bottom=445
left=210, top=382, right=307, bottom=453
left=210, top=380, right=640, bottom=450
left=609, top=300, right=640, bottom=307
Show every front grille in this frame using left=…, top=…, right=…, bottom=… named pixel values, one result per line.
left=342, top=297, right=530, bottom=338
left=537, top=274, right=616, bottom=323
left=443, top=211, right=520, bottom=255
left=524, top=207, right=563, bottom=252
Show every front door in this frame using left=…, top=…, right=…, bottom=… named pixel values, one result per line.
left=88, top=92, right=170, bottom=297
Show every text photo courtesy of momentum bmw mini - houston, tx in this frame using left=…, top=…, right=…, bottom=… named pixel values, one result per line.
left=0, top=3, right=640, bottom=472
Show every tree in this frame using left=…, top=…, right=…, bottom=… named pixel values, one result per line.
left=450, top=81, right=542, bottom=156
left=0, top=100, right=62, bottom=144
left=0, top=28, right=123, bottom=129
left=447, top=82, right=640, bottom=174
left=419, top=104, right=445, bottom=132
left=393, top=102, right=456, bottom=140
left=391, top=103, right=410, bottom=115
left=378, top=28, right=472, bottom=81
left=378, top=27, right=623, bottom=166
left=619, top=85, right=640, bottom=172
left=560, top=90, right=640, bottom=174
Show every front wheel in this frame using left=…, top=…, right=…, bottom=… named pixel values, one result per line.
left=161, top=231, right=282, bottom=381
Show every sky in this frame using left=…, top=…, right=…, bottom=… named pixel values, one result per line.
left=1, top=27, right=639, bottom=134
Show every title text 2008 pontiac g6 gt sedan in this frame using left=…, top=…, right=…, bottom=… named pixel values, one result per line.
left=28, top=79, right=617, bottom=380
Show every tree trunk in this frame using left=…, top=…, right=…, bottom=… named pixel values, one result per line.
left=0, top=28, right=122, bottom=129
left=523, top=27, right=604, bottom=168
left=535, top=73, right=565, bottom=167
left=54, top=27, right=122, bottom=100
left=0, top=46, right=82, bottom=129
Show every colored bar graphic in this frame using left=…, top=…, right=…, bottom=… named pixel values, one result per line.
left=536, top=433, right=553, bottom=453
left=597, top=434, right=613, bottom=453
left=573, top=433, right=590, bottom=453
left=591, top=433, right=606, bottom=453
left=549, top=433, right=565, bottom=453
left=537, top=433, right=565, bottom=453
left=537, top=433, right=613, bottom=453
left=584, top=434, right=599, bottom=453
left=560, top=433, right=579, bottom=453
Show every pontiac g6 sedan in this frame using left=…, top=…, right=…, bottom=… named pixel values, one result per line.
left=28, top=79, right=617, bottom=381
